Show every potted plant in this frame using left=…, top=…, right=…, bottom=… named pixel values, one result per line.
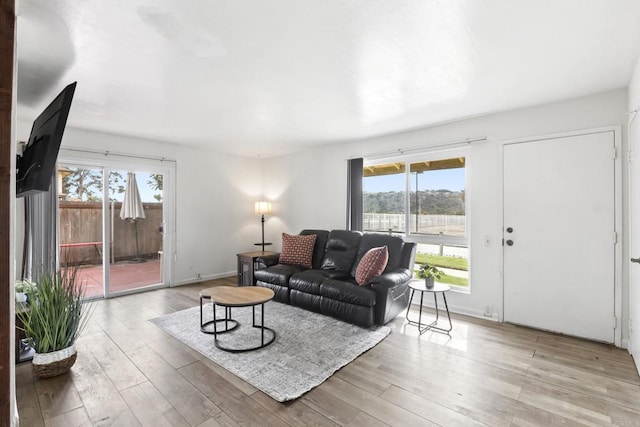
left=16, top=267, right=92, bottom=378
left=416, top=262, right=443, bottom=289
left=14, top=279, right=36, bottom=303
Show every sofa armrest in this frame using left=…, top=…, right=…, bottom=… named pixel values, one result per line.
left=369, top=268, right=413, bottom=290
left=256, top=253, right=280, bottom=269
left=369, top=267, right=413, bottom=325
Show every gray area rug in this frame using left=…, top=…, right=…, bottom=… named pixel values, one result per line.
left=150, top=300, right=391, bottom=402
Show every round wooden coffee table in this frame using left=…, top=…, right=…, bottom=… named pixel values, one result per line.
left=199, top=287, right=239, bottom=335
left=199, top=286, right=276, bottom=352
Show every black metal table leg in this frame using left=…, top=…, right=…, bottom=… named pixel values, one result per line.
left=405, top=289, right=415, bottom=322
left=214, top=301, right=275, bottom=353
left=200, top=297, right=238, bottom=335
left=438, top=292, right=453, bottom=334
left=405, top=282, right=453, bottom=336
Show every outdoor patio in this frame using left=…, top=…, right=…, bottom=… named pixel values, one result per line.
left=75, top=258, right=162, bottom=297
left=59, top=195, right=164, bottom=297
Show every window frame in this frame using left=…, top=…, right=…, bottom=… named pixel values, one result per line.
left=363, top=147, right=469, bottom=247
left=363, top=147, right=470, bottom=291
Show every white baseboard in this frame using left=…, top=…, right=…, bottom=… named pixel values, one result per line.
left=171, top=271, right=236, bottom=287
left=410, top=301, right=499, bottom=323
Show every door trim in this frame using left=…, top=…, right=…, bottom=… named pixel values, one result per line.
left=500, top=126, right=622, bottom=347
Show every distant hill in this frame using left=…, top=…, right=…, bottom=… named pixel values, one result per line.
left=364, top=190, right=464, bottom=215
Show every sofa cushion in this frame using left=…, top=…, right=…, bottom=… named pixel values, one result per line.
left=320, top=230, right=362, bottom=273
left=279, top=233, right=317, bottom=268
left=289, top=269, right=349, bottom=295
left=300, top=229, right=329, bottom=269
left=254, top=263, right=306, bottom=287
left=290, top=289, right=322, bottom=313
left=320, top=279, right=377, bottom=307
left=321, top=298, right=374, bottom=328
left=257, top=281, right=291, bottom=303
left=355, top=246, right=389, bottom=285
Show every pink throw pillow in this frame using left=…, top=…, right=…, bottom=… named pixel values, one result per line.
left=279, top=233, right=317, bottom=268
left=355, top=246, right=389, bottom=286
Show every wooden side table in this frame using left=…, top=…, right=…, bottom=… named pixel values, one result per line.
left=236, top=251, right=279, bottom=286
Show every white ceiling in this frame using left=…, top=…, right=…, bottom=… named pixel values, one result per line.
left=15, top=0, right=640, bottom=157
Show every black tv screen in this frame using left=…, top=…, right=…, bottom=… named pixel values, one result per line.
left=16, top=82, right=77, bottom=198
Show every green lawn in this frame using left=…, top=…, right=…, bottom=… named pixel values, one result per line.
left=414, top=253, right=468, bottom=270
left=414, top=253, right=469, bottom=287
left=437, top=274, right=469, bottom=287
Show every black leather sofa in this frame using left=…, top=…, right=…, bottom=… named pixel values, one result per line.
left=254, top=229, right=417, bottom=327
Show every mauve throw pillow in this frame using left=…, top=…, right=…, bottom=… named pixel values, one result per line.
left=355, top=246, right=389, bottom=286
left=279, top=233, right=317, bottom=268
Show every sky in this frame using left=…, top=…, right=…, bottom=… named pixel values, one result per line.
left=111, top=171, right=160, bottom=203
left=363, top=168, right=465, bottom=193
left=130, top=172, right=159, bottom=203
left=61, top=166, right=163, bottom=203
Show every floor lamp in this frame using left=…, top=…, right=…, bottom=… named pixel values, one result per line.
left=254, top=201, right=273, bottom=251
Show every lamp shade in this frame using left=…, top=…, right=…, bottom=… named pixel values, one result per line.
left=255, top=201, right=272, bottom=215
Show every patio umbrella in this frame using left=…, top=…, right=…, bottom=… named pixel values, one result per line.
left=120, top=172, right=146, bottom=263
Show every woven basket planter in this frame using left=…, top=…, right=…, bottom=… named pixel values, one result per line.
left=32, top=345, right=77, bottom=379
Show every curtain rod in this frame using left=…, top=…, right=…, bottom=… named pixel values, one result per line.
left=357, top=136, right=487, bottom=160
left=61, top=147, right=176, bottom=163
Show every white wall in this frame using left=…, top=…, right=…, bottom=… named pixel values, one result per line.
left=628, top=56, right=640, bottom=366
left=13, top=88, right=632, bottom=344
left=265, top=89, right=630, bottom=341
left=15, top=122, right=264, bottom=285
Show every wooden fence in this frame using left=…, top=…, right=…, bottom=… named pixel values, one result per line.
left=59, top=201, right=163, bottom=265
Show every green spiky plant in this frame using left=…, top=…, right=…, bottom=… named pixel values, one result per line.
left=16, top=267, right=93, bottom=354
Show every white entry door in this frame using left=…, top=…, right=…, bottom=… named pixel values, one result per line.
left=503, top=130, right=617, bottom=343
left=629, top=119, right=640, bottom=372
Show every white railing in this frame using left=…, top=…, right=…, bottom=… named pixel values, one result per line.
left=364, top=213, right=465, bottom=236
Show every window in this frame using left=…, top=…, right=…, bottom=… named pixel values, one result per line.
left=363, top=151, right=469, bottom=288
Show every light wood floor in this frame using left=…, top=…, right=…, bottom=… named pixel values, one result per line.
left=15, top=277, right=640, bottom=426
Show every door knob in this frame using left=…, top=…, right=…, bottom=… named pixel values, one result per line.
left=631, top=257, right=640, bottom=264
left=506, top=240, right=514, bottom=246
left=506, top=227, right=513, bottom=233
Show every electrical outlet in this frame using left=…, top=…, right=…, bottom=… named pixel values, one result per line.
left=196, top=273, right=201, bottom=280
left=483, top=306, right=493, bottom=317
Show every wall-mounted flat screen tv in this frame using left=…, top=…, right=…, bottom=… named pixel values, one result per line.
left=16, top=82, right=77, bottom=198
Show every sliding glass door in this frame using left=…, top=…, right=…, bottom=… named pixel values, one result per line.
left=57, top=151, right=173, bottom=298
left=58, top=165, right=105, bottom=298
left=108, top=169, right=164, bottom=293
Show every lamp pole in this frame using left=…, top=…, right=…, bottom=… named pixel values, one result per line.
left=260, top=214, right=266, bottom=251
left=254, top=201, right=272, bottom=251
left=415, top=171, right=422, bottom=233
